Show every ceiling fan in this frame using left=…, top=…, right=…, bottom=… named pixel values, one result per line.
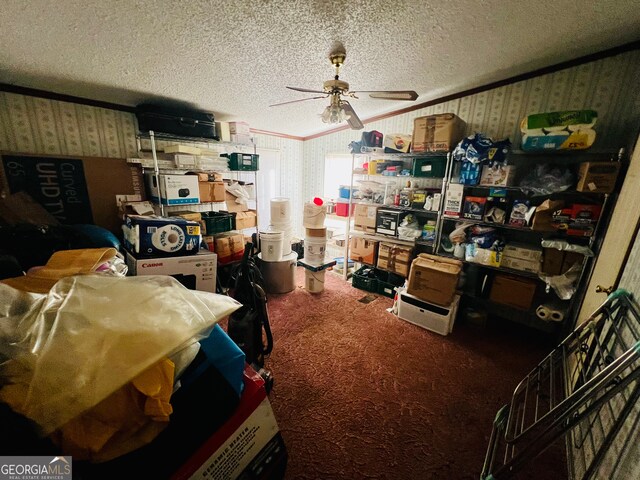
left=269, top=42, right=419, bottom=130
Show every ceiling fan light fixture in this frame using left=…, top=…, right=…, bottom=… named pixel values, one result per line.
left=321, top=103, right=348, bottom=124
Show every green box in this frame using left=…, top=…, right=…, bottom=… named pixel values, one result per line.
left=411, top=157, right=446, bottom=178
left=202, top=211, right=235, bottom=234
left=223, top=153, right=259, bottom=171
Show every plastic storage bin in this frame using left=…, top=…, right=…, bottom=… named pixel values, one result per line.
left=335, top=200, right=355, bottom=217
left=411, top=157, right=447, bottom=177
left=202, top=211, right=235, bottom=235
left=338, top=186, right=355, bottom=199
left=352, top=266, right=378, bottom=293
left=375, top=270, right=405, bottom=298
left=223, top=153, right=259, bottom=171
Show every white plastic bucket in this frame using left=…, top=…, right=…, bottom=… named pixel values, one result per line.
left=305, top=236, right=327, bottom=264
left=270, top=197, right=291, bottom=223
left=260, top=229, right=284, bottom=262
left=303, top=202, right=326, bottom=228
left=271, top=220, right=293, bottom=255
left=305, top=269, right=325, bottom=293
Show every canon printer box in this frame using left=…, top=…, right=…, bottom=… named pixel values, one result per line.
left=126, top=250, right=217, bottom=293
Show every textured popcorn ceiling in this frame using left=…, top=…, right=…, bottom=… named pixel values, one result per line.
left=1, top=0, right=639, bottom=137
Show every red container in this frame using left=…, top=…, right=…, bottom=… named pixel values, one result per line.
left=335, top=201, right=355, bottom=217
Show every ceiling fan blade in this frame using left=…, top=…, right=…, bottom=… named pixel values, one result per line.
left=351, top=90, right=419, bottom=101
left=286, top=86, right=327, bottom=95
left=269, top=95, right=328, bottom=107
left=341, top=101, right=364, bottom=130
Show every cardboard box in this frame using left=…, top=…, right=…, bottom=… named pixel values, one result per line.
left=230, top=133, right=252, bottom=145
left=462, top=196, right=487, bottom=220
left=349, top=237, right=379, bottom=265
left=376, top=208, right=404, bottom=236
left=125, top=250, right=217, bottom=293
left=502, top=244, right=542, bottom=262
left=489, top=274, right=537, bottom=310
left=480, top=165, right=517, bottom=187
left=542, top=248, right=565, bottom=275
left=215, top=121, right=231, bottom=142
left=235, top=210, right=257, bottom=230
left=407, top=253, right=462, bottom=306
left=146, top=173, right=200, bottom=205
left=354, top=203, right=379, bottom=234
left=225, top=190, right=249, bottom=212
left=228, top=121, right=250, bottom=135
left=171, top=366, right=287, bottom=480
left=500, top=256, right=540, bottom=274
left=199, top=181, right=226, bottom=202
left=0, top=153, right=145, bottom=234
left=411, top=114, right=466, bottom=153
left=164, top=144, right=201, bottom=155
left=190, top=172, right=223, bottom=182
left=383, top=133, right=412, bottom=153
left=443, top=183, right=464, bottom=217
left=214, top=232, right=245, bottom=264
left=377, top=243, right=413, bottom=277
left=532, top=200, right=565, bottom=231
left=563, top=251, right=584, bottom=272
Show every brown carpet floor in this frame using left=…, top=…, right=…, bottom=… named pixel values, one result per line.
left=263, top=268, right=566, bottom=480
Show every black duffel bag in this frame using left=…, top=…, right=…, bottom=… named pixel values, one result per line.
left=136, top=104, right=218, bottom=140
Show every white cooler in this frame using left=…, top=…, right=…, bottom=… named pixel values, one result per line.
left=397, top=291, right=460, bottom=336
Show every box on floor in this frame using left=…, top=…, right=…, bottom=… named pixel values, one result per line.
left=349, top=237, right=378, bottom=265
left=407, top=253, right=462, bottom=306
left=377, top=243, right=413, bottom=277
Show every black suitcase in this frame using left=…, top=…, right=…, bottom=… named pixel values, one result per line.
left=136, top=104, right=218, bottom=140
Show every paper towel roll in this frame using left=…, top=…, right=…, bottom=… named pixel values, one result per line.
left=536, top=303, right=566, bottom=322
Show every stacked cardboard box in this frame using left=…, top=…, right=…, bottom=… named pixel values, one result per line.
left=377, top=243, right=413, bottom=277
left=407, top=253, right=462, bottom=306
left=500, top=244, right=542, bottom=274
left=349, top=237, right=378, bottom=265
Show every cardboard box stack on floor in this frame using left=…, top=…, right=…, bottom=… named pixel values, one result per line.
left=398, top=254, right=463, bottom=335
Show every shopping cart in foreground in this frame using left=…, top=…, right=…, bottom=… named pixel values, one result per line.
left=481, top=289, right=640, bottom=479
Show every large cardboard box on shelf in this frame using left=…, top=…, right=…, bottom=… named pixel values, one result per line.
left=407, top=253, right=462, bottom=306
left=225, top=190, right=249, bottom=212
left=542, top=247, right=565, bottom=275
left=501, top=243, right=542, bottom=274
left=125, top=250, right=217, bottom=293
left=235, top=210, right=257, bottom=230
left=576, top=162, right=620, bottom=193
left=354, top=203, right=379, bottom=234
left=411, top=113, right=466, bottom=153
left=198, top=181, right=226, bottom=203
left=377, top=243, right=413, bottom=277
left=376, top=208, right=404, bottom=236
left=349, top=237, right=379, bottom=265
left=489, top=274, right=537, bottom=310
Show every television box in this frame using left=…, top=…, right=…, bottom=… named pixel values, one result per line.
left=0, top=153, right=145, bottom=234
left=489, top=274, right=537, bottom=310
left=354, top=203, right=379, bottom=234
left=397, top=290, right=460, bottom=336
left=171, top=366, right=287, bottom=480
left=125, top=250, right=217, bottom=293
left=407, top=253, right=462, bottom=306
left=411, top=114, right=466, bottom=153
left=146, top=173, right=200, bottom=205
left=349, top=237, right=378, bottom=266
left=576, top=162, right=620, bottom=193
left=377, top=243, right=413, bottom=277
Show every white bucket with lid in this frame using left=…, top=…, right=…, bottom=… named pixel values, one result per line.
left=305, top=236, right=327, bottom=264
left=305, top=269, right=326, bottom=293
left=260, top=229, right=284, bottom=262
left=271, top=197, right=291, bottom=223
left=303, top=202, right=326, bottom=228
